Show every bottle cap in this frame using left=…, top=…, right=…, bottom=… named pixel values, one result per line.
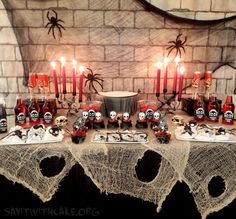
left=226, top=95, right=232, bottom=103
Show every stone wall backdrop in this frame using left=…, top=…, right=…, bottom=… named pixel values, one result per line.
left=0, top=0, right=236, bottom=113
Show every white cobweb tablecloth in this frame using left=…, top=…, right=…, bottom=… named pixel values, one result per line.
left=1, top=125, right=236, bottom=219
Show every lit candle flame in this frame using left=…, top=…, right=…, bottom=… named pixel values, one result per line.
left=72, top=59, right=77, bottom=71
left=174, top=56, right=180, bottom=65
left=164, top=57, right=169, bottom=67
left=156, top=62, right=162, bottom=69
left=60, top=57, right=66, bottom=66
left=79, top=65, right=85, bottom=74
left=180, top=66, right=185, bottom=74
left=51, top=61, right=56, bottom=70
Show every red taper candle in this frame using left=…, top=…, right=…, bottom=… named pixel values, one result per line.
left=60, top=57, right=67, bottom=94
left=51, top=61, right=59, bottom=98
left=72, top=59, right=77, bottom=96
left=79, top=65, right=84, bottom=103
left=163, top=57, right=169, bottom=94
left=155, top=62, right=162, bottom=97
left=173, top=56, right=180, bottom=94
left=178, top=66, right=185, bottom=101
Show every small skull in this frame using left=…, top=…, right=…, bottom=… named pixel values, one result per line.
left=153, top=111, right=161, bottom=120
left=95, top=112, right=102, bottom=121
left=159, top=118, right=168, bottom=132
left=55, top=116, right=68, bottom=127
left=88, top=109, right=95, bottom=121
left=123, top=112, right=130, bottom=120
left=145, top=109, right=154, bottom=120
left=138, top=112, right=146, bottom=120
left=82, top=111, right=89, bottom=120
left=172, top=115, right=184, bottom=126
left=110, top=111, right=117, bottom=120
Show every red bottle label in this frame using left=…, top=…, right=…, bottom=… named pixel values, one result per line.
left=29, top=110, right=40, bottom=122
left=195, top=107, right=205, bottom=120
left=43, top=111, right=53, bottom=124
left=208, top=109, right=219, bottom=122
left=16, top=112, right=26, bottom=125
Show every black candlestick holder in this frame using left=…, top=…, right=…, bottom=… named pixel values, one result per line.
left=156, top=92, right=181, bottom=115
left=56, top=93, right=81, bottom=117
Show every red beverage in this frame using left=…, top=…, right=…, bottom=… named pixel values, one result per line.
left=28, top=96, right=40, bottom=126
left=207, top=96, right=219, bottom=123
left=42, top=96, right=54, bottom=125
left=222, top=96, right=235, bottom=125
left=14, top=96, right=27, bottom=126
left=29, top=73, right=37, bottom=89
left=194, top=95, right=205, bottom=122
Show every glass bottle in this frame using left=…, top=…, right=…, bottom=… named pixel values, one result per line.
left=194, top=95, right=205, bottom=122
left=28, top=95, right=40, bottom=126
left=0, top=99, right=7, bottom=133
left=207, top=95, right=219, bottom=123
left=14, top=95, right=27, bottom=126
left=222, top=95, right=235, bottom=125
left=42, top=95, right=54, bottom=125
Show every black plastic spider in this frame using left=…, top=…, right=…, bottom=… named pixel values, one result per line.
left=84, top=68, right=104, bottom=93
left=45, top=10, right=65, bottom=39
left=167, top=34, right=187, bottom=58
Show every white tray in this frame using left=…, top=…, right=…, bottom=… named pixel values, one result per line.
left=91, top=131, right=149, bottom=144
left=0, top=137, right=64, bottom=146
left=175, top=129, right=236, bottom=143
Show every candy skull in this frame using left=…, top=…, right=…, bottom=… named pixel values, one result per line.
left=153, top=111, right=161, bottom=120
left=110, top=111, right=117, bottom=120
left=123, top=112, right=130, bottom=120
left=54, top=116, right=68, bottom=127
left=145, top=109, right=154, bottom=120
left=138, top=112, right=146, bottom=120
left=95, top=112, right=102, bottom=121
left=82, top=111, right=89, bottom=120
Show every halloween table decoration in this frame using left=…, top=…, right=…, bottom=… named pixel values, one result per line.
left=135, top=112, right=148, bottom=129
left=82, top=111, right=91, bottom=129
left=145, top=108, right=154, bottom=121
left=155, top=118, right=171, bottom=144
left=107, top=111, right=119, bottom=129
left=120, top=112, right=132, bottom=130
left=150, top=110, right=162, bottom=130
left=71, top=118, right=88, bottom=144
left=93, top=112, right=105, bottom=129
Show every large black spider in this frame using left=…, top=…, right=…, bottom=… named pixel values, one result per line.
left=45, top=10, right=65, bottom=39
left=84, top=68, right=104, bottom=93
left=167, top=34, right=187, bottom=58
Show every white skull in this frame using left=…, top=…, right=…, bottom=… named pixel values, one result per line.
left=123, top=112, right=130, bottom=120
left=110, top=111, right=117, bottom=120
left=138, top=112, right=146, bottom=120
left=95, top=112, right=102, bottom=120
left=82, top=111, right=88, bottom=120
left=172, top=115, right=184, bottom=125
left=54, top=116, right=68, bottom=127
left=153, top=111, right=161, bottom=120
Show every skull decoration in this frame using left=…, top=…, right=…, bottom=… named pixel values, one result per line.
left=95, top=112, right=102, bottom=121
left=110, top=111, right=117, bottom=120
left=153, top=111, right=161, bottom=120
left=82, top=111, right=89, bottom=120
left=171, top=115, right=184, bottom=126
left=88, top=109, right=96, bottom=121
left=138, top=112, right=146, bottom=120
left=145, top=109, right=154, bottom=120
left=49, top=126, right=62, bottom=137
left=55, top=116, right=68, bottom=127
left=123, top=112, right=130, bottom=120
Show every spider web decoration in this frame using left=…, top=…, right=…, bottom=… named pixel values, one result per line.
left=45, top=10, right=65, bottom=39
left=84, top=68, right=104, bottom=93
left=166, top=34, right=187, bottom=58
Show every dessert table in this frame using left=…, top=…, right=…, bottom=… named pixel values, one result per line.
left=0, top=112, right=236, bottom=219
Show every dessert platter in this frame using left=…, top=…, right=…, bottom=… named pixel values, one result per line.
left=92, top=130, right=148, bottom=144
left=175, top=122, right=236, bottom=143
left=0, top=124, right=64, bottom=145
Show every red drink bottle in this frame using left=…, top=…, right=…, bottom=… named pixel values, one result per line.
left=222, top=95, right=235, bottom=125
left=207, top=96, right=219, bottom=123
left=194, top=95, right=205, bottom=122
left=28, top=96, right=40, bottom=126
left=14, top=95, right=27, bottom=126
left=42, top=96, right=54, bottom=125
